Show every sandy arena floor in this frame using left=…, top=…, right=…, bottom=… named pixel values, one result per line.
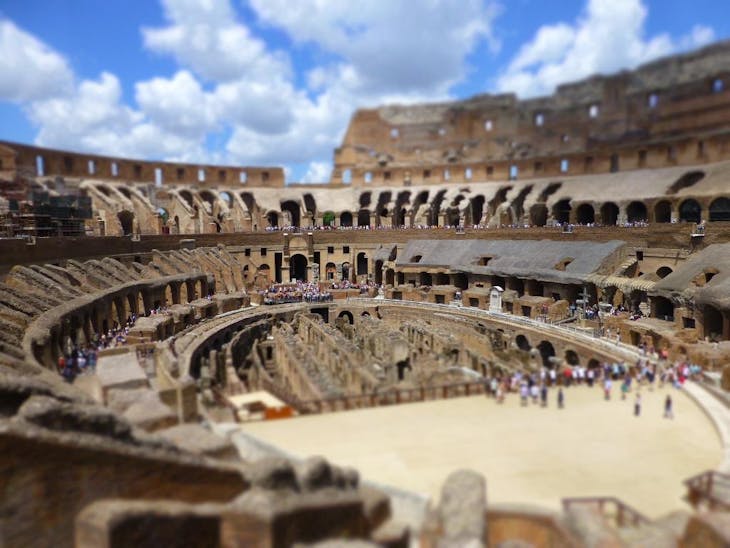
left=240, top=384, right=721, bottom=518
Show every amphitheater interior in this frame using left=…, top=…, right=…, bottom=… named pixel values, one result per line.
left=4, top=41, right=730, bottom=547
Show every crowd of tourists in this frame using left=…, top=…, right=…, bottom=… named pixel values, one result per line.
left=262, top=221, right=659, bottom=233
left=482, top=352, right=701, bottom=418
left=260, top=281, right=334, bottom=305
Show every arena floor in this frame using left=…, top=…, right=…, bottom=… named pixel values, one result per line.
left=240, top=384, right=721, bottom=518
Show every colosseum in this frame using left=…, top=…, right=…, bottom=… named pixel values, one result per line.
left=3, top=41, right=730, bottom=547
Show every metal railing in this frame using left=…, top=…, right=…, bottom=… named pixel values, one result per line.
left=684, top=470, right=730, bottom=510
left=562, top=496, right=650, bottom=528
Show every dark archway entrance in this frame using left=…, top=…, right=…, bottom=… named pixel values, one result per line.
left=537, top=340, right=556, bottom=368
left=340, top=211, right=353, bottom=227
left=709, top=198, right=730, bottom=222
left=704, top=306, right=725, bottom=341
left=280, top=201, right=300, bottom=227
left=654, top=200, right=672, bottom=223
left=356, top=252, right=368, bottom=277
left=530, top=204, right=548, bottom=226
left=374, top=260, right=383, bottom=285
left=626, top=201, right=647, bottom=223
left=679, top=199, right=702, bottom=223
left=290, top=254, right=308, bottom=282
left=576, top=203, right=595, bottom=225
left=117, top=211, right=134, bottom=235
left=358, top=209, right=370, bottom=227
left=601, top=202, right=619, bottom=225
left=552, top=199, right=571, bottom=224
left=515, top=334, right=531, bottom=351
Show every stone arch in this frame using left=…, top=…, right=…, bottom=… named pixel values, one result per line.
left=356, top=252, right=368, bottom=276
left=322, top=211, right=335, bottom=227
left=626, top=201, right=647, bottom=223
left=679, top=199, right=702, bottom=223
left=515, top=334, right=531, bottom=351
left=552, top=199, right=571, bottom=224
left=530, top=204, right=548, bottom=227
left=374, top=259, right=384, bottom=285
left=325, top=262, right=336, bottom=280
left=709, top=197, right=730, bottom=222
left=704, top=305, right=725, bottom=341
left=290, top=254, right=308, bottom=282
left=266, top=211, right=279, bottom=228
left=470, top=195, right=485, bottom=225
left=117, top=210, right=135, bottom=235
left=385, top=268, right=395, bottom=286
left=600, top=202, right=619, bottom=225
left=341, top=262, right=351, bottom=281
left=656, top=266, right=673, bottom=279
left=357, top=209, right=371, bottom=227
left=564, top=349, right=580, bottom=366
left=652, top=296, right=674, bottom=321
left=575, top=203, right=595, bottom=225
left=280, top=200, right=300, bottom=227
left=537, top=340, right=556, bottom=368
left=654, top=200, right=672, bottom=223
left=340, top=211, right=353, bottom=227
left=338, top=310, right=354, bottom=325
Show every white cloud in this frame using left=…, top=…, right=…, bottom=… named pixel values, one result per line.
left=496, top=0, right=716, bottom=98
left=250, top=0, right=500, bottom=96
left=0, top=18, right=74, bottom=102
left=135, top=70, right=218, bottom=137
left=142, top=0, right=290, bottom=82
left=301, top=161, right=332, bottom=183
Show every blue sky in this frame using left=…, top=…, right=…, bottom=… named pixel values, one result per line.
left=0, top=0, right=727, bottom=182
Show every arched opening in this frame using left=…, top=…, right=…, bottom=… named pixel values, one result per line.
left=600, top=202, right=619, bottom=225
left=470, top=195, right=485, bottom=226
left=626, top=201, right=647, bottom=223
left=419, top=272, right=432, bottom=286
left=356, top=252, right=368, bottom=276
left=576, top=203, right=595, bottom=225
left=338, top=311, right=354, bottom=325
left=358, top=209, right=371, bottom=227
left=325, top=262, right=336, bottom=280
left=537, top=340, right=556, bottom=369
left=396, top=359, right=411, bottom=381
left=340, top=211, right=353, bottom=227
left=266, top=211, right=279, bottom=228
left=552, top=199, right=572, bottom=224
left=564, top=349, right=580, bottom=366
left=656, top=266, right=673, bottom=279
left=709, top=197, right=730, bottom=221
left=445, top=208, right=460, bottom=226
left=322, top=211, right=335, bottom=227
left=654, top=200, right=672, bottom=223
left=341, top=262, right=351, bottom=281
left=530, top=204, right=548, bottom=227
left=290, top=254, right=308, bottom=282
left=652, top=296, right=675, bottom=321
left=374, top=260, right=384, bottom=285
left=704, top=306, right=725, bottom=341
left=280, top=200, right=301, bottom=227
left=179, top=190, right=194, bottom=208
left=385, top=269, right=395, bottom=286
left=117, top=211, right=134, bottom=235
left=515, top=334, right=531, bottom=351
left=679, top=199, right=702, bottom=223
left=587, top=358, right=601, bottom=369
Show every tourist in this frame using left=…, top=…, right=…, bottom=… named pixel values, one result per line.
left=530, top=383, right=539, bottom=404
left=540, top=384, right=548, bottom=407
left=664, top=395, right=673, bottom=419
left=604, top=377, right=612, bottom=400
left=634, top=393, right=642, bottom=417
left=557, top=388, right=564, bottom=409
left=520, top=382, right=529, bottom=406
left=586, top=367, right=595, bottom=387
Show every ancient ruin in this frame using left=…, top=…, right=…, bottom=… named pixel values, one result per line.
left=3, top=41, right=730, bottom=547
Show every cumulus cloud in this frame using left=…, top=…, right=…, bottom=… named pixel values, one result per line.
left=496, top=0, right=716, bottom=98
left=301, top=161, right=332, bottom=183
left=0, top=18, right=74, bottom=102
left=250, top=0, right=500, bottom=96
left=142, top=0, right=291, bottom=82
